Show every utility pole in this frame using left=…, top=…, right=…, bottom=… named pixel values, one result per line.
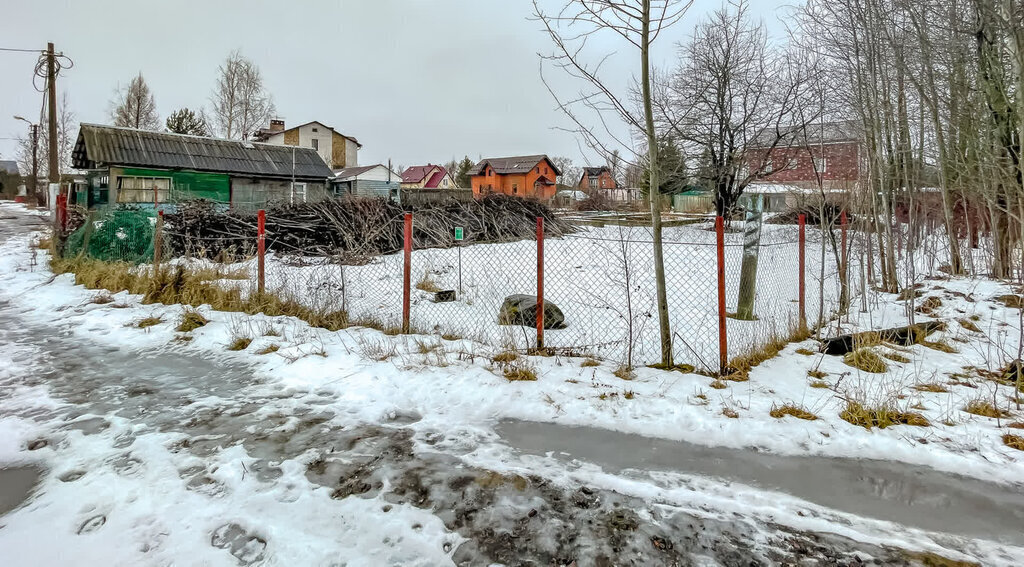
left=31, top=124, right=38, bottom=198
left=46, top=42, right=59, bottom=205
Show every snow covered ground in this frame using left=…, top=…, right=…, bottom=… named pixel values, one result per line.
left=2, top=201, right=1024, bottom=565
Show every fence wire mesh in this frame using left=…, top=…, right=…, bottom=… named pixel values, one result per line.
left=59, top=202, right=847, bottom=373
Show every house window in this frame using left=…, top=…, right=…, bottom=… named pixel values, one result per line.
left=589, top=177, right=597, bottom=188
left=536, top=167, right=540, bottom=174
left=787, top=158, right=798, bottom=170
left=291, top=182, right=307, bottom=204
left=311, top=139, right=319, bottom=150
left=117, top=176, right=171, bottom=203
left=512, top=183, right=518, bottom=194
left=764, top=159, right=774, bottom=173
left=814, top=157, right=827, bottom=173
left=312, top=127, right=319, bottom=132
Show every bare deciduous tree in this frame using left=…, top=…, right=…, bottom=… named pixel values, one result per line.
left=534, top=0, right=693, bottom=367
left=660, top=0, right=821, bottom=217
left=210, top=50, right=275, bottom=141
left=17, top=91, right=76, bottom=178
left=110, top=72, right=160, bottom=130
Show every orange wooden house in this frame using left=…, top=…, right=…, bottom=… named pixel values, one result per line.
left=468, top=155, right=561, bottom=201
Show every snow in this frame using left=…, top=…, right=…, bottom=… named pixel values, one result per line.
left=2, top=200, right=1024, bottom=564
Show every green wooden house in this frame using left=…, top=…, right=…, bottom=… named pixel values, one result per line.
left=71, top=124, right=333, bottom=211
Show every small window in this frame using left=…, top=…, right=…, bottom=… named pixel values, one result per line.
left=589, top=177, right=598, bottom=188
left=312, top=139, right=319, bottom=150
left=764, top=159, right=774, bottom=173
left=117, top=176, right=170, bottom=203
left=312, top=127, right=319, bottom=132
left=536, top=167, right=540, bottom=174
left=291, top=182, right=307, bottom=204
left=512, top=183, right=518, bottom=194
left=813, top=157, right=827, bottom=173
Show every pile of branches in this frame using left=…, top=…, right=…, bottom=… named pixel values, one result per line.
left=162, top=195, right=577, bottom=259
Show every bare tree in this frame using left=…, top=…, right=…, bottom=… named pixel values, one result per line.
left=660, top=0, right=821, bottom=217
left=534, top=0, right=693, bottom=367
left=110, top=72, right=160, bottom=130
left=210, top=50, right=275, bottom=140
left=17, top=91, right=76, bottom=178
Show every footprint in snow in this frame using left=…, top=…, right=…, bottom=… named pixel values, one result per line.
left=211, top=523, right=267, bottom=565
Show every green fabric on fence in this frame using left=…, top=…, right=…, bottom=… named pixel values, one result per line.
left=65, top=209, right=156, bottom=264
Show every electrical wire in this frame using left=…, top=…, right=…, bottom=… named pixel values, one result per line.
left=0, top=47, right=44, bottom=53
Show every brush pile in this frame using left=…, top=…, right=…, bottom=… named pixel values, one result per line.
left=163, top=195, right=577, bottom=259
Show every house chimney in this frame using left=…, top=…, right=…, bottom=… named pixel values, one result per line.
left=269, top=119, right=285, bottom=132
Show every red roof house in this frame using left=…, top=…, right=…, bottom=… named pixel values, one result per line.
left=400, top=164, right=456, bottom=189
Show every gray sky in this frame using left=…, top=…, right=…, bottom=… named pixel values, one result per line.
left=0, top=0, right=790, bottom=170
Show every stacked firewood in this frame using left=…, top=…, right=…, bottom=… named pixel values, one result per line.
left=162, top=195, right=576, bottom=259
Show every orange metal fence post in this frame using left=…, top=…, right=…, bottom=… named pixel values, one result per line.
left=257, top=209, right=266, bottom=294
left=715, top=216, right=728, bottom=375
left=798, top=213, right=807, bottom=330
left=536, top=216, right=544, bottom=350
left=403, top=212, right=412, bottom=333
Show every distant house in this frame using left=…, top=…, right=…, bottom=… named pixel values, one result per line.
left=71, top=123, right=333, bottom=210
left=577, top=166, right=617, bottom=192
left=255, top=120, right=361, bottom=170
left=0, top=160, right=21, bottom=197
left=332, top=164, right=402, bottom=200
left=401, top=165, right=457, bottom=190
left=745, top=121, right=863, bottom=192
left=0, top=160, right=19, bottom=175
left=468, top=155, right=561, bottom=201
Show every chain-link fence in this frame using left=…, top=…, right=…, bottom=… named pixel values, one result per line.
left=57, top=201, right=845, bottom=373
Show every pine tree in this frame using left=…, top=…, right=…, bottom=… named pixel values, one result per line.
left=455, top=156, right=475, bottom=188
left=642, top=136, right=688, bottom=195
left=165, top=108, right=210, bottom=136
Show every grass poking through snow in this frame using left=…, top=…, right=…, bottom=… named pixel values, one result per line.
left=843, top=348, right=888, bottom=373
left=770, top=404, right=818, bottom=421
left=176, top=308, right=209, bottom=332
left=840, top=401, right=929, bottom=429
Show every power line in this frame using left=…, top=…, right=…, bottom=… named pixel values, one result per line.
left=0, top=47, right=45, bottom=53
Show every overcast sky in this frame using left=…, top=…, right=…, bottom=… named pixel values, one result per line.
left=0, top=0, right=790, bottom=170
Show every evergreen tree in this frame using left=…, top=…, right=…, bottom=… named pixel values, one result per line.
left=165, top=108, right=210, bottom=136
left=642, top=135, right=688, bottom=195
left=455, top=156, right=475, bottom=188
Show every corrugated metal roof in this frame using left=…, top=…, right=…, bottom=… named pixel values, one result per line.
left=72, top=123, right=334, bottom=180
left=333, top=164, right=393, bottom=181
left=401, top=165, right=437, bottom=184
left=468, top=155, right=561, bottom=177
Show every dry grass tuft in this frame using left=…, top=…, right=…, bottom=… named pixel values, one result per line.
left=176, top=308, right=209, bottom=332
left=809, top=380, right=829, bottom=389
left=136, top=316, right=163, bottom=329
left=580, top=358, right=601, bottom=368
left=724, top=329, right=811, bottom=381
left=1003, top=434, right=1024, bottom=451
left=807, top=369, right=827, bottom=379
left=623, top=390, right=635, bottom=400
left=795, top=348, right=816, bottom=356
left=415, top=272, right=441, bottom=293
left=922, top=340, right=958, bottom=354
left=770, top=404, right=818, bottom=421
left=1006, top=422, right=1024, bottom=430
left=914, top=383, right=949, bottom=393
left=504, top=364, right=538, bottom=382
left=843, top=348, right=888, bottom=373
left=880, top=350, right=912, bottom=363
left=492, top=351, right=519, bottom=364
left=917, top=296, right=942, bottom=314
left=440, top=332, right=462, bottom=341
left=256, top=344, right=280, bottom=355
left=722, top=407, right=739, bottom=419
left=227, top=337, right=252, bottom=351
left=90, top=292, right=114, bottom=305
left=963, top=399, right=1010, bottom=418
left=995, top=294, right=1024, bottom=309
left=709, top=380, right=727, bottom=390
left=958, top=318, right=982, bottom=333
left=613, top=365, right=636, bottom=380
left=840, top=401, right=930, bottom=429
left=902, top=550, right=980, bottom=567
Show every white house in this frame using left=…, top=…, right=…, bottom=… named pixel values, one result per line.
left=255, top=120, right=361, bottom=170
left=332, top=164, right=402, bottom=200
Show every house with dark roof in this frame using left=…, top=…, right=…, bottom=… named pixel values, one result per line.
left=576, top=166, right=617, bottom=192
left=468, top=155, right=560, bottom=201
left=255, top=120, right=361, bottom=170
left=745, top=121, right=863, bottom=191
left=71, top=123, right=334, bottom=210
left=401, top=165, right=456, bottom=190
left=332, top=164, right=402, bottom=200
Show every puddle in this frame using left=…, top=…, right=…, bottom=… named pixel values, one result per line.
left=497, top=419, right=1024, bottom=544
left=0, top=466, right=42, bottom=517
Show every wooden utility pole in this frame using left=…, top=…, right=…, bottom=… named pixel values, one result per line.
left=30, top=124, right=38, bottom=199
left=46, top=42, right=59, bottom=203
